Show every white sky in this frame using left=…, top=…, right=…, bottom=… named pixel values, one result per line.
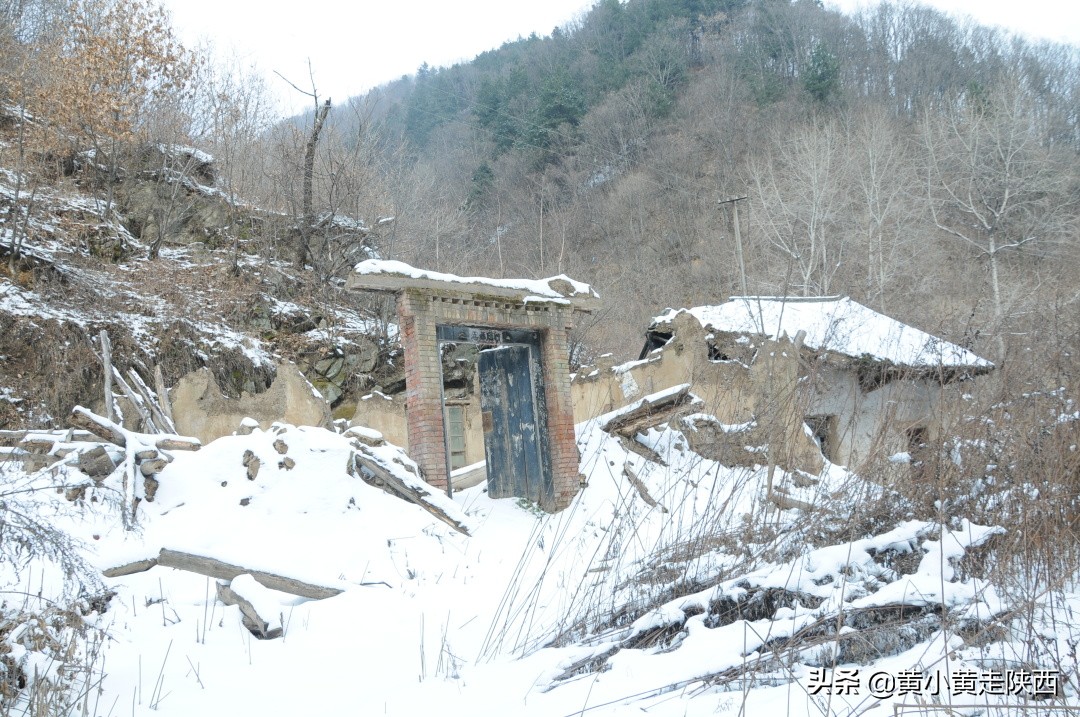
left=162, top=0, right=1079, bottom=115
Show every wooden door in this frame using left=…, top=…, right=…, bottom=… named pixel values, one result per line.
left=478, top=345, right=543, bottom=502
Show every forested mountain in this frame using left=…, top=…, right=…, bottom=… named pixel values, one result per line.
left=3, top=3, right=1080, bottom=713
left=339, top=0, right=1079, bottom=379
left=1, top=0, right=1078, bottom=381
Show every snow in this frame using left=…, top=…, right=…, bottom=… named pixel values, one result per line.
left=655, top=296, right=993, bottom=369
left=1, top=413, right=1075, bottom=716
left=683, top=412, right=756, bottom=433
left=343, top=424, right=383, bottom=442
left=592, top=382, right=691, bottom=426
left=156, top=143, right=215, bottom=166
left=354, top=259, right=599, bottom=300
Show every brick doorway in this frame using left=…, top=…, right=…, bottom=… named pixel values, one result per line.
left=348, top=261, right=598, bottom=512
left=437, top=326, right=553, bottom=506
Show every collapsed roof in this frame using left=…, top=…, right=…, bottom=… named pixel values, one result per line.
left=651, top=295, right=993, bottom=372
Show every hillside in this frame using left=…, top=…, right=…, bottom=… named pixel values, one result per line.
left=350, top=0, right=1080, bottom=373
left=1, top=0, right=1080, bottom=714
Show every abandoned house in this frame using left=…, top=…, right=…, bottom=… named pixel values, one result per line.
left=347, top=259, right=598, bottom=512
left=571, top=295, right=994, bottom=474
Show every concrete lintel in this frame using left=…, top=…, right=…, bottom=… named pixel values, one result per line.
left=347, top=263, right=600, bottom=313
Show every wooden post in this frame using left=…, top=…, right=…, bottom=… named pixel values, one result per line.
left=154, top=365, right=175, bottom=427
left=99, top=330, right=116, bottom=422
left=113, top=367, right=154, bottom=431
left=719, top=195, right=749, bottom=297
left=128, top=367, right=176, bottom=434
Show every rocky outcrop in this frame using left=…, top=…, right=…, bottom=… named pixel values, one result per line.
left=170, top=363, right=330, bottom=444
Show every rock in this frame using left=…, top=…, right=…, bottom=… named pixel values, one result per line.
left=314, top=356, right=344, bottom=379
left=343, top=425, right=385, bottom=447
left=242, top=449, right=261, bottom=480
left=236, top=417, right=260, bottom=435
left=78, top=445, right=116, bottom=478
left=315, top=380, right=343, bottom=406
left=357, top=337, right=379, bottom=372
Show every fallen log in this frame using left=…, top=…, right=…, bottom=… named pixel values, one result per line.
left=623, top=462, right=666, bottom=512
left=70, top=407, right=200, bottom=452
left=154, top=436, right=201, bottom=451
left=23, top=430, right=97, bottom=444
left=352, top=452, right=472, bottom=536
left=71, top=407, right=127, bottom=447
left=102, top=557, right=159, bottom=578
left=216, top=581, right=282, bottom=640
left=156, top=548, right=342, bottom=600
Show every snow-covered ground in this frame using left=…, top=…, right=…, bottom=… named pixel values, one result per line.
left=1, top=414, right=1077, bottom=716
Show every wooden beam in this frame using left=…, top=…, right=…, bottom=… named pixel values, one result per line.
left=100, top=330, right=116, bottom=422
left=352, top=453, right=472, bottom=536
left=102, top=557, right=159, bottom=578
left=602, top=384, right=696, bottom=437
left=154, top=436, right=201, bottom=451
left=154, top=365, right=175, bottom=427
left=71, top=406, right=127, bottom=447
left=216, top=582, right=282, bottom=639
left=156, top=549, right=342, bottom=600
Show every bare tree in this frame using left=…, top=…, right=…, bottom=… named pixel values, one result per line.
left=201, top=56, right=277, bottom=272
left=923, top=80, right=1076, bottom=358
left=748, top=119, right=850, bottom=296
left=847, top=107, right=922, bottom=312
left=276, top=66, right=331, bottom=269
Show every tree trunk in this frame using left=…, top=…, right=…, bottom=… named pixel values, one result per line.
left=6, top=106, right=27, bottom=273
left=298, top=98, right=331, bottom=269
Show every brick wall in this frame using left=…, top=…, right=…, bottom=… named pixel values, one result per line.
left=397, top=289, right=580, bottom=511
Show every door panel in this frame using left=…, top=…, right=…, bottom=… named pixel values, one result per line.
left=478, top=345, right=542, bottom=502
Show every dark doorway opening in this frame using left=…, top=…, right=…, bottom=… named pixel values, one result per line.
left=805, top=414, right=838, bottom=462
left=436, top=325, right=553, bottom=505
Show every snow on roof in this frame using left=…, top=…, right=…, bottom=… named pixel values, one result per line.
left=655, top=295, right=992, bottom=369
left=352, top=259, right=598, bottom=302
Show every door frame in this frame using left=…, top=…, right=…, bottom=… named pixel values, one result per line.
left=435, top=324, right=553, bottom=503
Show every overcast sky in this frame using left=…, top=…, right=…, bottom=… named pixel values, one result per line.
left=162, top=0, right=1080, bottom=115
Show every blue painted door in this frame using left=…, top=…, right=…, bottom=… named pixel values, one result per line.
left=479, top=345, right=543, bottom=502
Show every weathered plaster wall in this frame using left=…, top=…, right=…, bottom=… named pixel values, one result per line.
left=803, top=364, right=954, bottom=470
left=171, top=363, right=331, bottom=443
left=571, top=312, right=823, bottom=475
left=352, top=391, right=487, bottom=469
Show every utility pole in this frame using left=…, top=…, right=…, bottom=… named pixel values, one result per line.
left=719, top=195, right=749, bottom=296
